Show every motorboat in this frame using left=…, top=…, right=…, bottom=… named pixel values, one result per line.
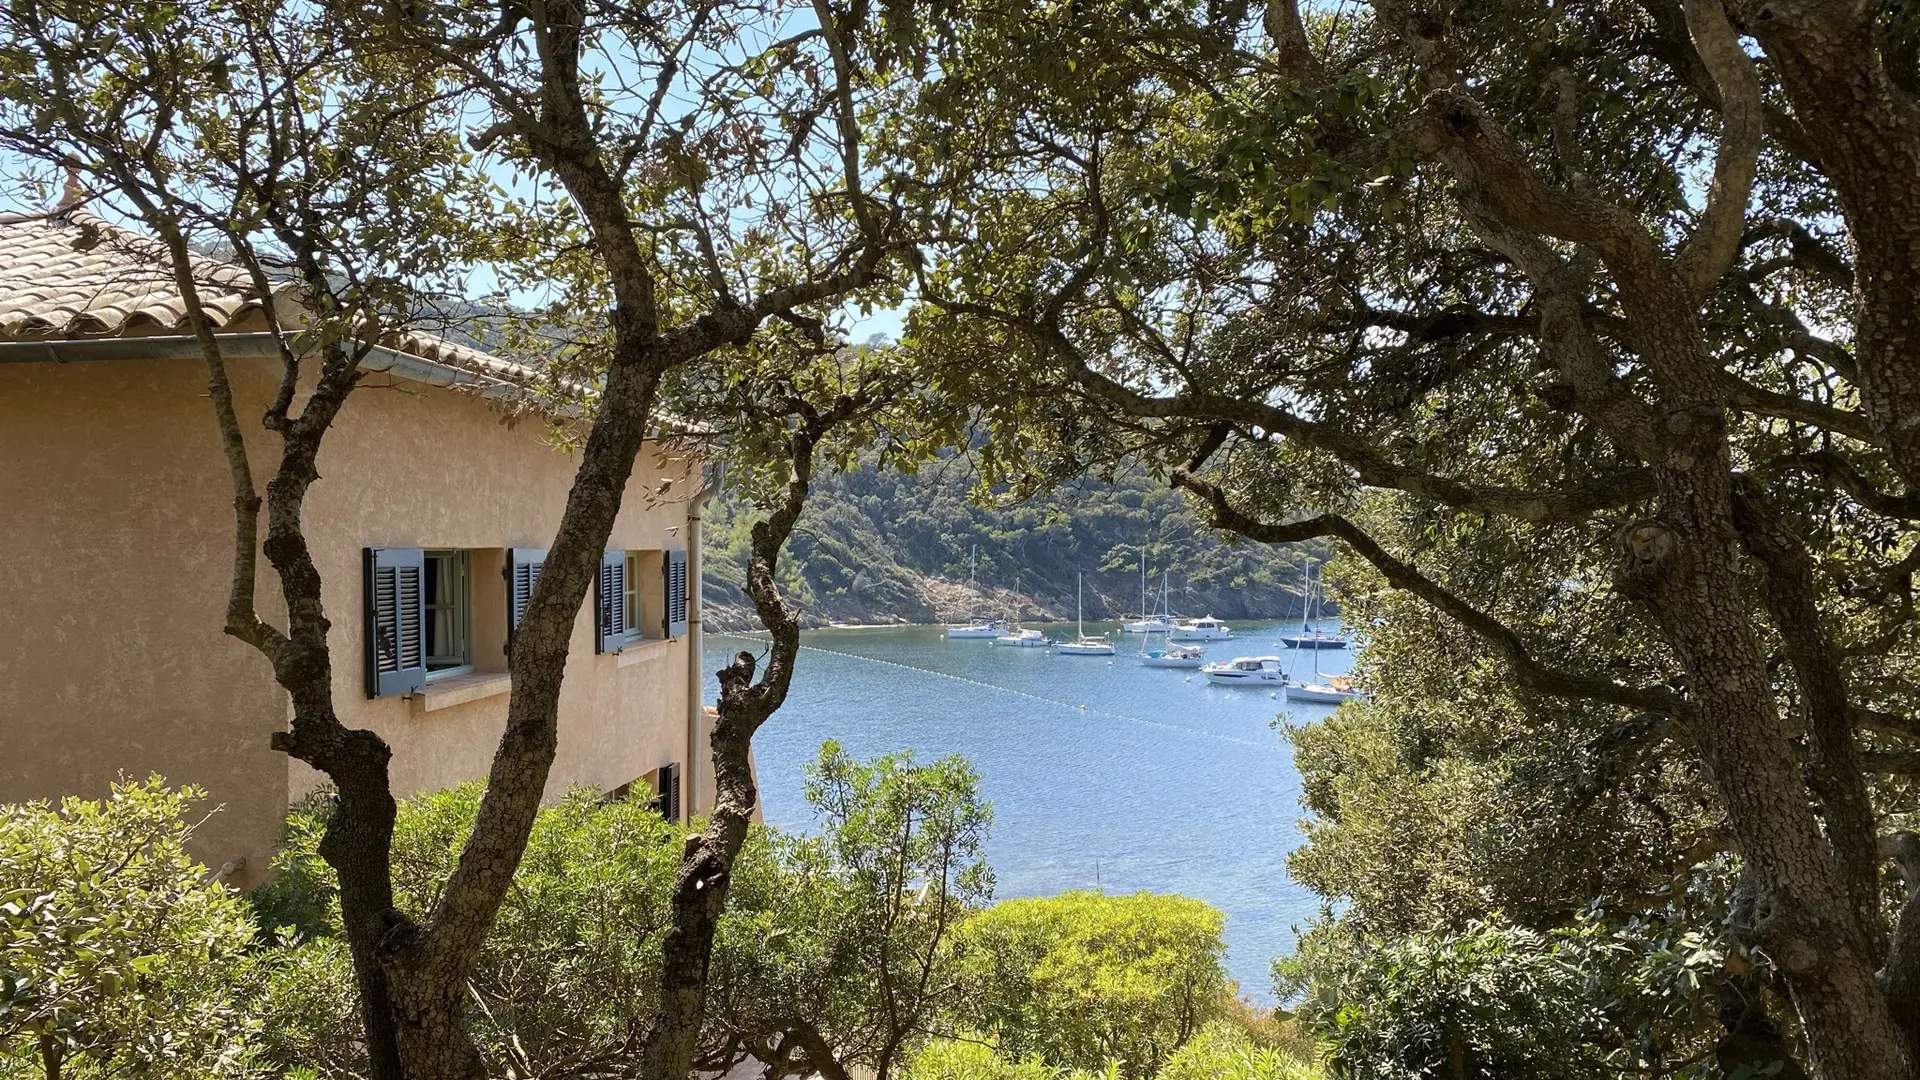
left=1122, top=560, right=1176, bottom=633
left=993, top=628, right=1050, bottom=648
left=1140, top=644, right=1205, bottom=669
left=1058, top=573, right=1116, bottom=655
left=947, top=548, right=1007, bottom=638
left=1201, top=655, right=1286, bottom=686
left=1169, top=616, right=1233, bottom=641
left=1287, top=676, right=1367, bottom=704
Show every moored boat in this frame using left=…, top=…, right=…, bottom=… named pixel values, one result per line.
left=1286, top=676, right=1366, bottom=704
left=1170, top=616, right=1233, bottom=641
left=947, top=548, right=1007, bottom=638
left=1200, top=655, right=1285, bottom=686
left=993, top=628, right=1050, bottom=648
left=1140, top=643, right=1204, bottom=669
left=1058, top=573, right=1116, bottom=655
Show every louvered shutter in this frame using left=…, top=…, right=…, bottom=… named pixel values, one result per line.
left=364, top=547, right=427, bottom=698
left=655, top=762, right=682, bottom=823
left=595, top=550, right=626, bottom=654
left=664, top=548, right=689, bottom=638
left=507, top=547, right=547, bottom=653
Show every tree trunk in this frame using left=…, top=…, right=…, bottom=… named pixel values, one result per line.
left=1734, top=4, right=1920, bottom=493
left=638, top=414, right=828, bottom=1080
left=1617, top=441, right=1913, bottom=1079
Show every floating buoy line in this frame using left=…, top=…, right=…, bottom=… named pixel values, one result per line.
left=707, top=631, right=1284, bottom=755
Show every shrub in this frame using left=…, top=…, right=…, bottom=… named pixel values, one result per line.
left=955, top=891, right=1228, bottom=1078
left=0, top=778, right=266, bottom=1080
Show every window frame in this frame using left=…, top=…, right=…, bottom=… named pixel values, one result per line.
left=623, top=552, right=643, bottom=639
left=422, top=548, right=475, bottom=680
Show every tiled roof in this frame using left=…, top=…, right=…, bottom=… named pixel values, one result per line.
left=0, top=210, right=280, bottom=338
left=0, top=209, right=536, bottom=387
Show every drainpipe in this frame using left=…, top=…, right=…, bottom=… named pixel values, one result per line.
left=686, top=461, right=725, bottom=821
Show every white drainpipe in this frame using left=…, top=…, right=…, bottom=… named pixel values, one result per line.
left=685, top=462, right=725, bottom=819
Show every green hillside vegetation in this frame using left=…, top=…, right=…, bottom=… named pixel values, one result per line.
left=702, top=457, right=1331, bottom=629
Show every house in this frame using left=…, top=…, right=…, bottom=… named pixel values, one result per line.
left=0, top=208, right=720, bottom=888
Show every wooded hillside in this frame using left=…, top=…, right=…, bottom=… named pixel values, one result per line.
left=701, top=458, right=1326, bottom=630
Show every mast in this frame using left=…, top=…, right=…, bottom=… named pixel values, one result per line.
left=1139, top=550, right=1147, bottom=620
left=968, top=545, right=978, bottom=623
left=1077, top=571, right=1085, bottom=640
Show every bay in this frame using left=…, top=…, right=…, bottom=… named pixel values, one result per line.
left=703, top=619, right=1352, bottom=1002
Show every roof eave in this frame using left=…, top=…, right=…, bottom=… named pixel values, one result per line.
left=0, top=331, right=530, bottom=402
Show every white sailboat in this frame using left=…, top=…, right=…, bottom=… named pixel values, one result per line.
left=1057, top=573, right=1116, bottom=655
left=1140, top=643, right=1205, bottom=669
left=993, top=628, right=1050, bottom=647
left=1121, top=557, right=1175, bottom=633
left=946, top=547, right=1005, bottom=639
left=1284, top=570, right=1365, bottom=703
left=1278, top=559, right=1350, bottom=649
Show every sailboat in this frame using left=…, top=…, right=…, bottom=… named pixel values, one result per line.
left=1057, top=573, right=1116, bottom=655
left=1140, top=642, right=1205, bottom=668
left=1278, top=559, right=1350, bottom=650
left=1284, top=565, right=1365, bottom=703
left=946, top=547, right=1006, bottom=639
left=1121, top=556, right=1175, bottom=633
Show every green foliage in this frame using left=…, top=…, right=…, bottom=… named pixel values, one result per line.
left=250, top=744, right=996, bottom=1078
left=0, top=779, right=266, bottom=1080
left=954, top=891, right=1228, bottom=1079
left=1158, top=1023, right=1322, bottom=1080
left=1283, top=916, right=1731, bottom=1080
left=905, top=1021, right=1321, bottom=1080
left=710, top=742, right=993, bottom=1077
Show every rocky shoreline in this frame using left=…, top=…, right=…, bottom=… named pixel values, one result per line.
left=700, top=568, right=1313, bottom=634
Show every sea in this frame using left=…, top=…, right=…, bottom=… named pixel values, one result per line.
left=703, top=619, right=1353, bottom=1003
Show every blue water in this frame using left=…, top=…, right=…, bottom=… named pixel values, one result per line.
left=703, top=620, right=1353, bottom=1002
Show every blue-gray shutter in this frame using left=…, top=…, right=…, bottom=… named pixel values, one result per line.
left=595, top=550, right=626, bottom=654
left=507, top=547, right=546, bottom=653
left=663, top=548, right=689, bottom=638
left=655, top=762, right=682, bottom=823
left=365, top=547, right=426, bottom=698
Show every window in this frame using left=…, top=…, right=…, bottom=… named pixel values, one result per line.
left=597, top=549, right=671, bottom=654
left=423, top=550, right=472, bottom=675
left=624, top=553, right=641, bottom=637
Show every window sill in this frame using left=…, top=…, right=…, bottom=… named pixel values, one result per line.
left=616, top=638, right=673, bottom=667
left=412, top=670, right=512, bottom=712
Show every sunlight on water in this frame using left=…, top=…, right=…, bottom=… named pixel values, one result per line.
left=705, top=620, right=1354, bottom=1002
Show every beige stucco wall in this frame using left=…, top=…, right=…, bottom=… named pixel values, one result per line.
left=0, top=348, right=705, bottom=889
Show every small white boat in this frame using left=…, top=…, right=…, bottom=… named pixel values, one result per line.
left=1122, top=561, right=1177, bottom=632
left=1058, top=639, right=1116, bottom=655
left=994, top=628, right=1050, bottom=648
left=1058, top=573, right=1116, bottom=655
left=1287, top=677, right=1367, bottom=704
left=1201, top=655, right=1286, bottom=686
left=1141, top=644, right=1204, bottom=669
left=947, top=549, right=1006, bottom=638
left=1170, top=616, right=1233, bottom=641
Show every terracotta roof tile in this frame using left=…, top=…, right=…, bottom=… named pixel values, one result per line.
left=0, top=209, right=537, bottom=387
